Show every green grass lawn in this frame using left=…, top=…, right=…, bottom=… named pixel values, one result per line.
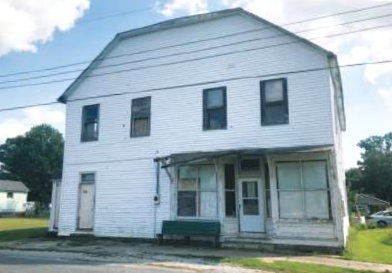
left=345, top=227, right=392, bottom=264
left=225, top=258, right=375, bottom=273
left=0, top=218, right=49, bottom=242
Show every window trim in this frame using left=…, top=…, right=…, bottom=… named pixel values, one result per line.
left=203, top=87, right=227, bottom=131
left=130, top=96, right=151, bottom=138
left=81, top=104, right=100, bottom=142
left=260, top=78, right=289, bottom=126
left=276, top=159, right=332, bottom=220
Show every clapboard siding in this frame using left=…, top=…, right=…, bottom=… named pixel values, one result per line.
left=58, top=13, right=340, bottom=240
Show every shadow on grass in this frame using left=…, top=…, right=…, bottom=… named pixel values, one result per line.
left=0, top=227, right=48, bottom=242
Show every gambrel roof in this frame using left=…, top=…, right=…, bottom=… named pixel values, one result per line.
left=58, top=8, right=346, bottom=130
left=0, top=180, right=29, bottom=193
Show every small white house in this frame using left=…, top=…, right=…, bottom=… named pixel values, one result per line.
left=51, top=8, right=349, bottom=251
left=0, top=180, right=29, bottom=215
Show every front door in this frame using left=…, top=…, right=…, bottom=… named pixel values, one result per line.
left=239, top=179, right=265, bottom=233
left=78, top=183, right=95, bottom=230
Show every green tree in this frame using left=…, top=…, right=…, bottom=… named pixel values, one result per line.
left=0, top=124, right=64, bottom=205
left=357, top=132, right=392, bottom=202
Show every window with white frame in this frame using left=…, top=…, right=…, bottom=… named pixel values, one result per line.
left=277, top=160, right=331, bottom=220
left=177, top=165, right=218, bottom=218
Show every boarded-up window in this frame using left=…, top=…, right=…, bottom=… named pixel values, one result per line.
left=81, top=104, right=99, bottom=142
left=260, top=79, right=288, bottom=126
left=203, top=87, right=227, bottom=130
left=224, top=164, right=236, bottom=217
left=177, top=165, right=218, bottom=218
left=277, top=160, right=331, bottom=220
left=131, top=97, right=151, bottom=137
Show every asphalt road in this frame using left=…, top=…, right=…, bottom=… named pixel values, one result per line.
left=0, top=250, right=195, bottom=273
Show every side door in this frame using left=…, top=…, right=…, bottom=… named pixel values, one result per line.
left=78, top=183, right=95, bottom=230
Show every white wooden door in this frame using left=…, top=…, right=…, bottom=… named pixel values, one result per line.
left=78, top=183, right=95, bottom=230
left=239, top=179, right=265, bottom=233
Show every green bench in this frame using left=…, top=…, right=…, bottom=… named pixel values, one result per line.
left=158, top=220, right=221, bottom=247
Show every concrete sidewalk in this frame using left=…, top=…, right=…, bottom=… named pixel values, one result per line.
left=1, top=238, right=391, bottom=272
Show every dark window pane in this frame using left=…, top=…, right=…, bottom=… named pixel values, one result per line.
left=261, top=79, right=288, bottom=126
left=7, top=192, right=13, bottom=199
left=207, top=89, right=224, bottom=108
left=203, top=87, right=226, bottom=130
left=131, top=97, right=151, bottom=137
left=243, top=199, right=259, bottom=215
left=132, top=97, right=151, bottom=117
left=264, top=163, right=270, bottom=190
left=85, top=106, right=98, bottom=119
left=133, top=118, right=149, bottom=136
left=263, top=104, right=287, bottom=125
left=242, top=181, right=258, bottom=198
left=266, top=191, right=271, bottom=218
left=81, top=173, right=95, bottom=183
left=207, top=109, right=226, bottom=129
left=81, top=104, right=99, bottom=142
left=241, top=159, right=260, bottom=172
left=224, top=164, right=235, bottom=190
left=225, top=191, right=236, bottom=217
left=178, top=191, right=196, bottom=217
left=85, top=123, right=98, bottom=139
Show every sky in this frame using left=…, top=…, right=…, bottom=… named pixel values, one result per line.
left=0, top=0, right=392, bottom=169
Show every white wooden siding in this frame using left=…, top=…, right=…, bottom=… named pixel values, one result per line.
left=0, top=192, right=27, bottom=213
left=58, top=12, right=345, bottom=245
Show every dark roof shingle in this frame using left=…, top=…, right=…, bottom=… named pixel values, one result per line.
left=0, top=180, right=29, bottom=193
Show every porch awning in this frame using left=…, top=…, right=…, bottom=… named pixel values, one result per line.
left=157, top=144, right=333, bottom=168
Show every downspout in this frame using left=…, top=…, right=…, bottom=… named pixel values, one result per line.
left=153, top=159, right=161, bottom=238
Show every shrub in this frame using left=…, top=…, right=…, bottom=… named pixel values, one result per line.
left=353, top=222, right=378, bottom=231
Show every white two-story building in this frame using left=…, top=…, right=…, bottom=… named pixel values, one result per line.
left=51, top=8, right=349, bottom=251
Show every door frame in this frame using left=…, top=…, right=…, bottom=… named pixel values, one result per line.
left=238, top=178, right=265, bottom=233
left=77, top=172, right=96, bottom=231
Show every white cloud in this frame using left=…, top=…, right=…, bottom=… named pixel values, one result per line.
left=156, top=0, right=208, bottom=17
left=376, top=88, right=392, bottom=111
left=0, top=106, right=65, bottom=143
left=219, top=0, right=392, bottom=111
left=0, top=0, right=90, bottom=56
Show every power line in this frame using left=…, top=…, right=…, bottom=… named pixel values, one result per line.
left=279, top=2, right=392, bottom=26
left=77, top=7, right=153, bottom=24
left=1, top=58, right=392, bottom=113
left=1, top=2, right=391, bottom=79
left=1, top=21, right=392, bottom=90
left=1, top=11, right=392, bottom=86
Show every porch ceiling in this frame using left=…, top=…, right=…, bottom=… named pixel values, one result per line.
left=158, top=144, right=333, bottom=168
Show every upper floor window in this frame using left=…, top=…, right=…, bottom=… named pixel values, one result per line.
left=131, top=97, right=151, bottom=137
left=203, top=87, right=227, bottom=130
left=260, top=78, right=288, bottom=126
left=81, top=104, right=99, bottom=142
left=7, top=192, right=13, bottom=199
